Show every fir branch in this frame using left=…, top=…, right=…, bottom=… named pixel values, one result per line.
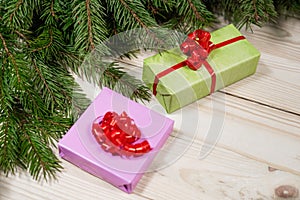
left=163, top=0, right=215, bottom=33
left=0, top=113, right=20, bottom=175
left=0, top=111, right=17, bottom=174
left=186, top=0, right=205, bottom=22
left=31, top=59, right=57, bottom=109
left=0, top=32, right=20, bottom=83
left=51, top=0, right=55, bottom=17
left=79, top=54, right=151, bottom=102
left=23, top=132, right=49, bottom=178
left=274, top=0, right=300, bottom=16
left=208, top=0, right=278, bottom=29
left=237, top=0, right=277, bottom=29
left=146, top=0, right=177, bottom=24
left=252, top=0, right=260, bottom=22
left=118, top=0, right=148, bottom=29
left=106, top=0, right=158, bottom=31
left=21, top=130, right=62, bottom=180
left=72, top=0, right=108, bottom=53
left=31, top=29, right=53, bottom=52
left=9, top=0, right=23, bottom=22
left=22, top=87, right=43, bottom=116
left=29, top=59, right=75, bottom=113
left=103, top=63, right=151, bottom=102
left=1, top=118, right=12, bottom=173
left=0, top=32, right=10, bottom=56
left=15, top=30, right=28, bottom=42
left=3, top=0, right=34, bottom=30
left=34, top=117, right=71, bottom=147
left=43, top=118, right=71, bottom=129
left=85, top=0, right=95, bottom=50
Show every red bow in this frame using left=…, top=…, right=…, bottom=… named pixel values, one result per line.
left=180, top=30, right=215, bottom=70
left=92, top=111, right=152, bottom=157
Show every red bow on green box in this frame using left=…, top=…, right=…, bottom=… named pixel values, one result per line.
left=180, top=30, right=214, bottom=70
left=152, top=29, right=246, bottom=96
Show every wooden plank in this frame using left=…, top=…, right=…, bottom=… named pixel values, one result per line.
left=190, top=94, right=300, bottom=175
left=0, top=161, right=147, bottom=200
left=1, top=136, right=300, bottom=199
left=216, top=18, right=300, bottom=113
left=140, top=142, right=300, bottom=200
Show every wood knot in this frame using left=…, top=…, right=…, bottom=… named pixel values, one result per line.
left=275, top=185, right=299, bottom=198
left=268, top=166, right=278, bottom=172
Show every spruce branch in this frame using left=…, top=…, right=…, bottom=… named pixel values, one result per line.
left=86, top=0, right=95, bottom=50
left=163, top=0, right=215, bottom=33
left=0, top=32, right=21, bottom=83
left=31, top=59, right=57, bottom=110
left=118, top=0, right=148, bottom=29
left=237, top=0, right=277, bottom=30
left=206, top=0, right=278, bottom=30
left=106, top=0, right=158, bottom=31
left=274, top=0, right=300, bottom=16
left=102, top=63, right=152, bottom=102
left=3, top=0, right=34, bottom=30
left=0, top=112, right=21, bottom=175
left=187, top=0, right=205, bottom=22
left=0, top=32, right=11, bottom=56
left=72, top=0, right=108, bottom=53
left=20, top=125, right=63, bottom=180
left=14, top=30, right=29, bottom=43
left=51, top=0, right=55, bottom=17
left=9, top=0, right=23, bottom=22
left=78, top=51, right=152, bottom=102
left=31, top=29, right=53, bottom=52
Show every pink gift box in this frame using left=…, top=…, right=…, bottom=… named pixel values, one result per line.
left=58, top=87, right=174, bottom=193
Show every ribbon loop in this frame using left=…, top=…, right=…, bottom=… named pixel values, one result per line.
left=92, top=111, right=152, bottom=157
left=188, top=29, right=213, bottom=51
left=180, top=29, right=214, bottom=71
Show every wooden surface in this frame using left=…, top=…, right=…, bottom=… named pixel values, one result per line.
left=1, top=17, right=300, bottom=199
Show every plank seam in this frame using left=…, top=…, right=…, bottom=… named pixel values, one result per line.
left=219, top=91, right=300, bottom=117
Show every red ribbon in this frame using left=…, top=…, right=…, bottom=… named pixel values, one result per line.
left=152, top=29, right=246, bottom=96
left=92, top=111, right=152, bottom=157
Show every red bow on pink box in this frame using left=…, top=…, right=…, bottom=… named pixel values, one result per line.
left=92, top=111, right=152, bottom=157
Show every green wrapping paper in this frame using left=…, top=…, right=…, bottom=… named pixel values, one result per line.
left=142, top=24, right=260, bottom=113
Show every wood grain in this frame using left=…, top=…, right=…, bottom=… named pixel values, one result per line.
left=1, top=17, right=300, bottom=199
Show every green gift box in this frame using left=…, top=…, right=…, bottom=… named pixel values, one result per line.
left=142, top=24, right=260, bottom=113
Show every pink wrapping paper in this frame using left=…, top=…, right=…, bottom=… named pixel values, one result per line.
left=58, top=87, right=174, bottom=193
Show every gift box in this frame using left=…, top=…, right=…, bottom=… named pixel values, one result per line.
left=58, top=87, right=174, bottom=193
left=143, top=24, right=260, bottom=113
